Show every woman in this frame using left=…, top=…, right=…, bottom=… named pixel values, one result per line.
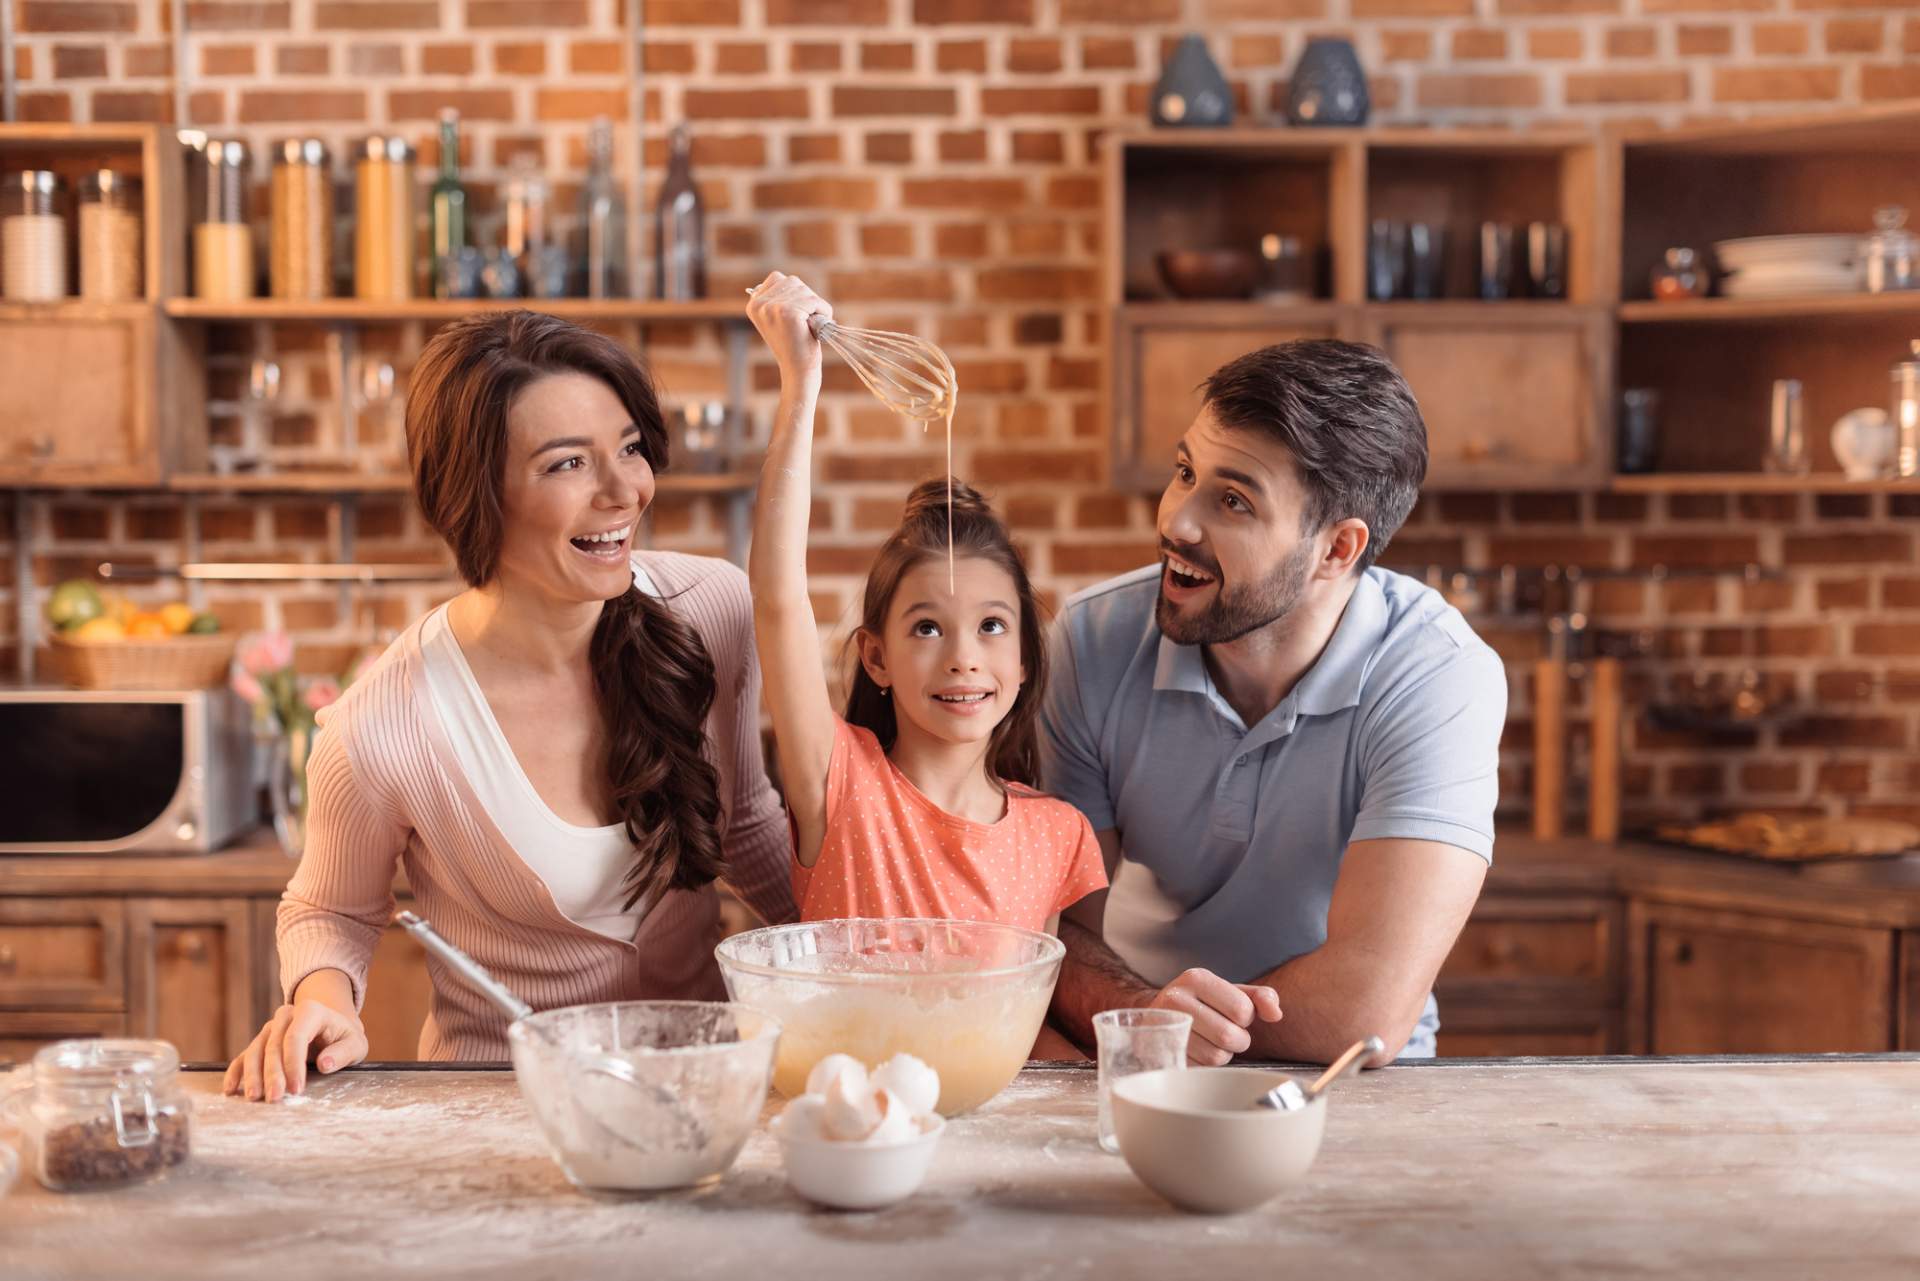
left=225, top=311, right=795, bottom=1102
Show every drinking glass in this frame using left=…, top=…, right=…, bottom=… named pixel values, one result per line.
left=1093, top=1008, right=1191, bottom=1154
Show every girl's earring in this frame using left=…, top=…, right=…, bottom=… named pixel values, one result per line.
left=880, top=686, right=891, bottom=698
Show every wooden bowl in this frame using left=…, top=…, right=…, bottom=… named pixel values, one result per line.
left=1157, top=249, right=1259, bottom=300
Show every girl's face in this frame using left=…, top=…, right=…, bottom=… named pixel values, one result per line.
left=496, top=371, right=656, bottom=605
left=858, top=555, right=1027, bottom=752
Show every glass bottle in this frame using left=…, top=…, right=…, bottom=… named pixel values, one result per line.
left=1894, top=341, right=1920, bottom=479
left=654, top=123, right=705, bottom=301
left=579, top=117, right=626, bottom=299
left=429, top=110, right=468, bottom=300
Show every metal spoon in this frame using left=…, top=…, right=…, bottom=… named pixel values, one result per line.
left=394, top=911, right=707, bottom=1148
left=1256, top=1036, right=1386, bottom=1112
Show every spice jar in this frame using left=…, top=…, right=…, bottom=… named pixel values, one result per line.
left=78, top=169, right=143, bottom=301
left=1650, top=247, right=1708, bottom=301
left=11, top=1039, right=191, bottom=1192
left=3, top=170, right=70, bottom=301
left=1893, top=340, right=1920, bottom=479
left=194, top=140, right=254, bottom=300
left=270, top=139, right=332, bottom=300
left=354, top=135, right=414, bottom=301
left=1865, top=206, right=1918, bottom=294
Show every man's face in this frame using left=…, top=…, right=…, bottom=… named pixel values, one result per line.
left=1154, top=406, right=1322, bottom=646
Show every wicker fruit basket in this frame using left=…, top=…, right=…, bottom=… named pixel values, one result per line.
left=49, top=633, right=237, bottom=691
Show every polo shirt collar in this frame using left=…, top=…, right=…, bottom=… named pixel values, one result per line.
left=1151, top=570, right=1387, bottom=720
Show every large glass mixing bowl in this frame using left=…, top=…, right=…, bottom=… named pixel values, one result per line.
left=715, top=918, right=1064, bottom=1116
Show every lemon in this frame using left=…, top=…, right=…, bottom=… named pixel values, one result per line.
left=71, top=617, right=127, bottom=642
left=159, top=602, right=196, bottom=635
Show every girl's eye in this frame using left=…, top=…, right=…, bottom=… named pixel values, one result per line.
left=911, top=620, right=941, bottom=637
left=980, top=617, right=1009, bottom=636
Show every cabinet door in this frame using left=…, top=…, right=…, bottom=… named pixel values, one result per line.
left=0, top=1010, right=129, bottom=1067
left=360, top=922, right=434, bottom=1061
left=1358, top=303, right=1612, bottom=489
left=0, top=309, right=163, bottom=485
left=126, top=899, right=257, bottom=1063
left=1629, top=902, right=1895, bottom=1055
left=1436, top=893, right=1623, bottom=1056
left=1436, top=1009, right=1616, bottom=1058
left=0, top=898, right=126, bottom=1010
left=1110, top=305, right=1345, bottom=491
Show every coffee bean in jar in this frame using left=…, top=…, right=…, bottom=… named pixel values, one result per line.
left=19, top=1038, right=192, bottom=1192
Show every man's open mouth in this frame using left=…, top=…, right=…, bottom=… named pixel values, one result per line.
left=1164, top=552, right=1216, bottom=591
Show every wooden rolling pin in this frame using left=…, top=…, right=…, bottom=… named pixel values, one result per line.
left=1532, top=655, right=1566, bottom=840
left=1588, top=657, right=1623, bottom=842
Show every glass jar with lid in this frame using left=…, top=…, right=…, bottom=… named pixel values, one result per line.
left=1865, top=206, right=1918, bottom=294
left=78, top=169, right=143, bottom=301
left=3, top=170, right=70, bottom=301
left=7, top=1039, right=192, bottom=1191
left=270, top=139, right=332, bottom=300
left=194, top=139, right=254, bottom=300
left=1649, top=247, right=1708, bottom=301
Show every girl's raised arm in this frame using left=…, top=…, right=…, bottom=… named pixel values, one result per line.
left=745, top=273, right=839, bottom=867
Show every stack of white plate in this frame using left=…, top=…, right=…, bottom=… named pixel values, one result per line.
left=1714, top=234, right=1864, bottom=299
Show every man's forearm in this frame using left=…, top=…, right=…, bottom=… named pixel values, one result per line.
left=1240, top=945, right=1429, bottom=1066
left=1050, top=915, right=1157, bottom=1049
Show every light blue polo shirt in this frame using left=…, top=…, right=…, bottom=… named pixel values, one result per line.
left=1038, top=564, right=1506, bottom=1057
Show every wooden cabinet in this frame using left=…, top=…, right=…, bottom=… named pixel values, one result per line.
left=1436, top=892, right=1624, bottom=1056
left=1109, top=304, right=1344, bottom=490
left=1358, top=304, right=1612, bottom=490
left=0, top=898, right=126, bottom=1010
left=125, top=898, right=258, bottom=1064
left=1627, top=902, right=1896, bottom=1055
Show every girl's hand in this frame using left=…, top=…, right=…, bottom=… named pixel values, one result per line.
left=222, top=998, right=369, bottom=1102
left=746, top=271, right=832, bottom=395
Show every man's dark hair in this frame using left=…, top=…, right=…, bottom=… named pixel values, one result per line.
left=1200, top=339, right=1427, bottom=574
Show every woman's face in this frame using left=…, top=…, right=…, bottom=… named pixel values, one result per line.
left=496, top=371, right=656, bottom=605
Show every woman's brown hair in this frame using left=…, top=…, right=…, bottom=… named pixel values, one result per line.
left=843, top=479, right=1046, bottom=789
left=406, top=310, right=724, bottom=909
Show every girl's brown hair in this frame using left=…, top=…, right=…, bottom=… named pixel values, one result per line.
left=406, top=310, right=724, bottom=909
left=844, top=478, right=1046, bottom=789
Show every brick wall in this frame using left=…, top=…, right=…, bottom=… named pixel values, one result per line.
left=8, top=0, right=1920, bottom=827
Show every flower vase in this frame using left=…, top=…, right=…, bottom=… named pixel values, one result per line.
left=269, top=723, right=312, bottom=858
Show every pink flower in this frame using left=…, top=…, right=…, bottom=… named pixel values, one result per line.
left=237, top=630, right=295, bottom=678
left=231, top=670, right=263, bottom=705
left=302, top=679, right=341, bottom=712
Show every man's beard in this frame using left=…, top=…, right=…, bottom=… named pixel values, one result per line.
left=1155, top=537, right=1316, bottom=646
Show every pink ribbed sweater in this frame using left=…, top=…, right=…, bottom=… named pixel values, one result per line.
left=276, top=551, right=797, bottom=1060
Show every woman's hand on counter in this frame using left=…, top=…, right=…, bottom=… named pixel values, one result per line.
left=223, top=972, right=369, bottom=1102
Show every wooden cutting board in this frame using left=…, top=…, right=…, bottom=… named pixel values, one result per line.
left=1655, top=813, right=1920, bottom=861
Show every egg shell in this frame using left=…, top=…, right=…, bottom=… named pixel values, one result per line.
left=777, top=1095, right=828, bottom=1144
left=806, top=1053, right=870, bottom=1099
left=871, top=1053, right=941, bottom=1117
left=861, top=1089, right=917, bottom=1147
left=821, top=1068, right=884, bottom=1141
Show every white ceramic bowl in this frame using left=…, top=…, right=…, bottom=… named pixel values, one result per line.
left=715, top=918, right=1063, bottom=1115
left=1112, top=1067, right=1328, bottom=1214
left=506, top=1000, right=779, bottom=1195
left=773, top=1110, right=946, bottom=1210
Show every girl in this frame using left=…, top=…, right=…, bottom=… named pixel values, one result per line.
left=745, top=272, right=1106, bottom=933
left=225, top=311, right=794, bottom=1101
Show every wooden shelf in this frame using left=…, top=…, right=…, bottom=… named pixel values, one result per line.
left=166, top=468, right=760, bottom=496
left=0, top=301, right=154, bottom=323
left=1611, top=473, right=1920, bottom=495
left=162, top=298, right=747, bottom=324
left=1618, top=294, right=1920, bottom=324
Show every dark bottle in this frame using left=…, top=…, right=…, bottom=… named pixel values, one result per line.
left=429, top=110, right=468, bottom=299
left=654, top=123, right=705, bottom=301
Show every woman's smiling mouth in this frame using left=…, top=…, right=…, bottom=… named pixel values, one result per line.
left=569, top=524, right=631, bottom=561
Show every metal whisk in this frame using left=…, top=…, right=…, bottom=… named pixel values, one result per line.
left=745, top=287, right=958, bottom=422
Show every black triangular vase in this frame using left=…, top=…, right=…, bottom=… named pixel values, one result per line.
left=1151, top=34, right=1233, bottom=128
left=1286, top=38, right=1370, bottom=127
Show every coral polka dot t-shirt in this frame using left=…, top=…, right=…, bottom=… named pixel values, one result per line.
left=793, top=719, right=1108, bottom=931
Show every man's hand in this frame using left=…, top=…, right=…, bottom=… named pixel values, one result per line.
left=1147, top=969, right=1282, bottom=1066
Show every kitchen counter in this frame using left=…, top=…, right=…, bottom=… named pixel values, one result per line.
left=2, top=1057, right=1916, bottom=1280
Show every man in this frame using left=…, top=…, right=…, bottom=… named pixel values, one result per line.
left=1040, top=339, right=1505, bottom=1066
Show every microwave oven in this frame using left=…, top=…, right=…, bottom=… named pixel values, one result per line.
left=0, top=688, right=257, bottom=854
